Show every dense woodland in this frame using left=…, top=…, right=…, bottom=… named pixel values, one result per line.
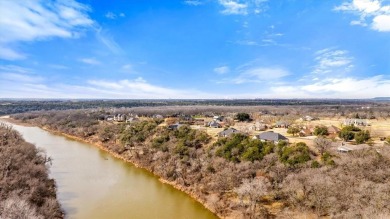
left=10, top=109, right=390, bottom=219
left=0, top=123, right=63, bottom=219
left=1, top=99, right=389, bottom=116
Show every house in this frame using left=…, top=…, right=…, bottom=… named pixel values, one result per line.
left=274, top=121, right=290, bottom=128
left=114, top=114, right=126, bottom=122
left=257, top=131, right=288, bottom=143
left=180, top=115, right=193, bottom=121
left=153, top=114, right=164, bottom=119
left=168, top=123, right=183, bottom=130
left=299, top=127, right=314, bottom=137
left=213, top=116, right=224, bottom=122
left=106, top=116, right=114, bottom=121
left=337, top=143, right=369, bottom=152
left=193, top=118, right=205, bottom=126
left=218, top=128, right=240, bottom=137
left=208, top=120, right=222, bottom=128
left=337, top=146, right=353, bottom=153
left=300, top=116, right=318, bottom=121
left=343, top=119, right=368, bottom=126
left=327, top=125, right=340, bottom=135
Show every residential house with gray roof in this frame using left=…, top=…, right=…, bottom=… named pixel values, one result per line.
left=218, top=128, right=241, bottom=137
left=257, top=131, right=288, bottom=143
left=208, top=120, right=222, bottom=128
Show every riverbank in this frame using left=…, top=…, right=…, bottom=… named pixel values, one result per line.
left=0, top=120, right=64, bottom=218
left=2, top=117, right=221, bottom=218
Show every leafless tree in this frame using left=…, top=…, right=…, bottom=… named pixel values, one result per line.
left=236, top=177, right=271, bottom=218
left=313, top=137, right=332, bottom=155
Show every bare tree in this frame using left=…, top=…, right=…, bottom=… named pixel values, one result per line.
left=236, top=177, right=271, bottom=218
left=0, top=196, right=44, bottom=219
left=314, top=137, right=332, bottom=155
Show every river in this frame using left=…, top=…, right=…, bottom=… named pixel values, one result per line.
left=4, top=122, right=218, bottom=219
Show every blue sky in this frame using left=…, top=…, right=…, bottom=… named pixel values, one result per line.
left=0, top=0, right=389, bottom=99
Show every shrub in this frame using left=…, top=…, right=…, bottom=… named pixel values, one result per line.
left=311, top=160, right=320, bottom=168
left=313, top=126, right=328, bottom=136
left=321, top=152, right=335, bottom=166
left=235, top=113, right=251, bottom=122
left=339, top=129, right=355, bottom=141
left=214, top=134, right=271, bottom=163
left=355, top=130, right=370, bottom=144
left=279, top=142, right=311, bottom=166
left=287, top=126, right=300, bottom=136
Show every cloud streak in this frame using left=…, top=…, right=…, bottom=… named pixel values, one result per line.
left=219, top=66, right=290, bottom=84
left=79, top=58, right=100, bottom=65
left=214, top=66, right=230, bottom=74
left=0, top=0, right=124, bottom=59
left=218, top=0, right=267, bottom=15
left=311, top=48, right=353, bottom=75
left=0, top=0, right=94, bottom=60
left=183, top=1, right=204, bottom=6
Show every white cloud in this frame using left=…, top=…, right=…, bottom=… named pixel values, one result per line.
left=0, top=64, right=44, bottom=84
left=335, top=0, right=390, bottom=32
left=105, top=12, right=117, bottom=19
left=219, top=0, right=248, bottom=15
left=0, top=45, right=25, bottom=60
left=0, top=0, right=94, bottom=60
left=0, top=73, right=44, bottom=83
left=105, top=12, right=125, bottom=19
left=350, top=19, right=368, bottom=26
left=235, top=40, right=259, bottom=46
left=0, top=76, right=217, bottom=99
left=184, top=1, right=203, bottom=6
left=88, top=77, right=182, bottom=95
left=96, top=28, right=123, bottom=55
left=218, top=74, right=390, bottom=98
left=214, top=66, right=230, bottom=74
left=0, top=65, right=32, bottom=74
left=269, top=76, right=390, bottom=98
left=79, top=58, right=100, bottom=65
left=221, top=66, right=289, bottom=84
left=312, top=48, right=353, bottom=75
left=218, top=0, right=268, bottom=15
left=372, top=14, right=390, bottom=31
left=122, top=64, right=132, bottom=70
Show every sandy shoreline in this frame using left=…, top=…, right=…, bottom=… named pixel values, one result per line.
left=2, top=116, right=221, bottom=218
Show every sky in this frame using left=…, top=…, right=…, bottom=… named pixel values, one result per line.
left=0, top=0, right=389, bottom=99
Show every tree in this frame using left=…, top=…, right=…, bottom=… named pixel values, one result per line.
left=287, top=126, right=300, bottom=136
left=339, top=129, right=355, bottom=141
left=313, top=126, right=328, bottom=136
left=313, top=137, right=332, bottom=155
left=355, top=130, right=370, bottom=144
left=339, top=125, right=360, bottom=142
left=279, top=142, right=311, bottom=166
left=236, top=177, right=270, bottom=218
left=235, top=113, right=251, bottom=122
left=0, top=196, right=43, bottom=219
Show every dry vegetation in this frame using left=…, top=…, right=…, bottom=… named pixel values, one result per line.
left=9, top=105, right=390, bottom=219
left=0, top=123, right=63, bottom=219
